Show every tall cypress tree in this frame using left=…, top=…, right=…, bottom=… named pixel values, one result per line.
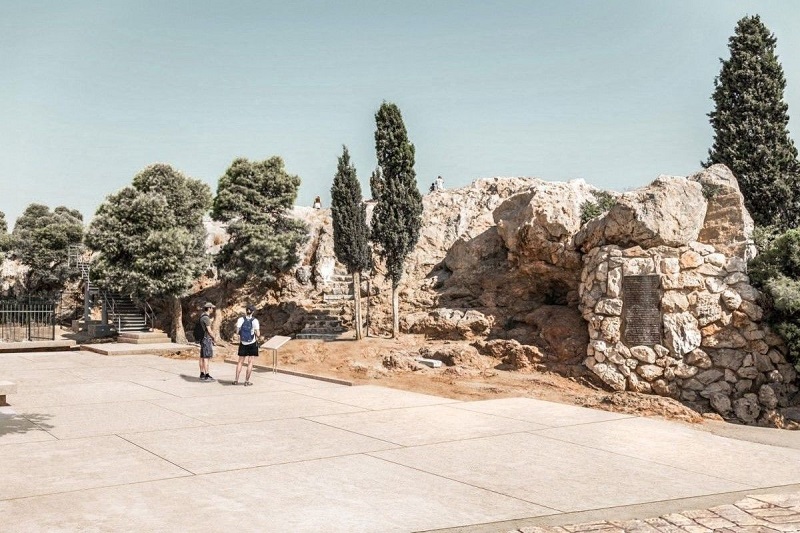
left=331, top=146, right=371, bottom=339
left=705, top=15, right=799, bottom=229
left=371, top=102, right=423, bottom=337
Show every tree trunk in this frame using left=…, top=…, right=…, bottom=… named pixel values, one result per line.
left=210, top=281, right=228, bottom=342
left=353, top=271, right=362, bottom=340
left=171, top=295, right=187, bottom=343
left=391, top=283, right=399, bottom=338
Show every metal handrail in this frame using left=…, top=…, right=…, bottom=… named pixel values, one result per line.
left=101, top=291, right=120, bottom=331
left=143, top=300, right=155, bottom=331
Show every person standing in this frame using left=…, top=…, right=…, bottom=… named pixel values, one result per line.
left=234, top=305, right=260, bottom=386
left=197, top=302, right=217, bottom=381
left=435, top=175, right=445, bottom=191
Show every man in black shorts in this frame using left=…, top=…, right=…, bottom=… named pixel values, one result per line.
left=234, top=305, right=260, bottom=386
left=198, top=302, right=216, bottom=381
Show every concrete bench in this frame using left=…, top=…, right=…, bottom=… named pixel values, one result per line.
left=0, top=380, right=17, bottom=406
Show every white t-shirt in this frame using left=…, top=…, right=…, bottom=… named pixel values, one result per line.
left=235, top=316, right=260, bottom=345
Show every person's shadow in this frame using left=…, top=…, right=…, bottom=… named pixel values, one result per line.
left=179, top=374, right=238, bottom=386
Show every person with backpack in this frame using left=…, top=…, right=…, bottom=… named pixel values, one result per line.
left=194, top=302, right=217, bottom=381
left=234, top=304, right=260, bottom=386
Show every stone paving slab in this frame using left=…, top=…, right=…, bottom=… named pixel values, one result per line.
left=0, top=406, right=57, bottom=445
left=295, top=383, right=460, bottom=410
left=151, top=389, right=367, bottom=425
left=310, top=404, right=546, bottom=446
left=0, top=454, right=552, bottom=532
left=0, top=434, right=190, bottom=500
left=10, top=380, right=176, bottom=408
left=64, top=364, right=178, bottom=383
left=536, top=417, right=800, bottom=487
left=81, top=342, right=195, bottom=356
left=17, top=400, right=207, bottom=439
left=0, top=367, right=91, bottom=391
left=122, top=417, right=400, bottom=474
left=133, top=373, right=305, bottom=398
left=371, top=432, right=749, bottom=513
left=451, top=397, right=634, bottom=427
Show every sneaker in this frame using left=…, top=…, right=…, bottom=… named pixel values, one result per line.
left=205, top=374, right=214, bottom=381
left=200, top=373, right=206, bottom=380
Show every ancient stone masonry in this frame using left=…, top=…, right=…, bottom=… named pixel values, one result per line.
left=581, top=235, right=797, bottom=425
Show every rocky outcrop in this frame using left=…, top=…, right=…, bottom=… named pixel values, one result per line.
left=195, top=163, right=797, bottom=427
left=576, top=175, right=708, bottom=251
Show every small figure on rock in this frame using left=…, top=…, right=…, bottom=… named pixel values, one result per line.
left=313, top=196, right=322, bottom=209
left=435, top=175, right=445, bottom=191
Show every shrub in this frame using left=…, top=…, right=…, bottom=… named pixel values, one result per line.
left=580, top=191, right=616, bottom=226
left=750, top=228, right=800, bottom=365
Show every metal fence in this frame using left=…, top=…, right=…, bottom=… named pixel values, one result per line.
left=0, top=300, right=56, bottom=342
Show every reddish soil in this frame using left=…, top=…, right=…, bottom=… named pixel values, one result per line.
left=161, top=334, right=707, bottom=425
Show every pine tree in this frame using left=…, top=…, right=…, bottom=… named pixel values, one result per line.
left=11, top=204, right=84, bottom=297
left=705, top=15, right=800, bottom=229
left=85, top=164, right=212, bottom=342
left=212, top=156, right=307, bottom=282
left=371, top=102, right=423, bottom=337
left=331, top=146, right=371, bottom=340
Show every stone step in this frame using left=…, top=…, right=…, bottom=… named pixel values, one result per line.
left=323, top=294, right=354, bottom=302
left=295, top=333, right=345, bottom=340
left=305, top=320, right=343, bottom=328
left=118, top=331, right=169, bottom=344
left=299, top=327, right=347, bottom=335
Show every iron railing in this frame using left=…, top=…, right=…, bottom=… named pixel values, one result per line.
left=0, top=300, right=56, bottom=342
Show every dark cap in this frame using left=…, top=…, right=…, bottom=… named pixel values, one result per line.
left=245, top=305, right=255, bottom=314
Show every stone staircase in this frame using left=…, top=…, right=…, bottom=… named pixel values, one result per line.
left=296, top=268, right=352, bottom=340
left=105, top=292, right=151, bottom=333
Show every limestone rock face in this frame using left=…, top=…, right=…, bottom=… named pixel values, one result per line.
left=690, top=165, right=755, bottom=258
left=577, top=175, right=707, bottom=251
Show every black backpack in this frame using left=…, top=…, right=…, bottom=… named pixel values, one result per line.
left=193, top=315, right=207, bottom=342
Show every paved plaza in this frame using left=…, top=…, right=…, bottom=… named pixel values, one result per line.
left=0, top=350, right=799, bottom=532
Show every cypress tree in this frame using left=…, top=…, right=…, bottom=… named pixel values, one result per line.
left=371, top=102, right=423, bottom=337
left=370, top=167, right=384, bottom=201
left=330, top=146, right=371, bottom=339
left=705, top=15, right=800, bottom=229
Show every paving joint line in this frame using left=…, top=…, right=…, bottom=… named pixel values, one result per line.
left=114, top=434, right=197, bottom=476
left=366, top=452, right=562, bottom=514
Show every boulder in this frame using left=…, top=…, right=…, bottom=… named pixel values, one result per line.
left=430, top=345, right=488, bottom=369
left=577, top=175, right=707, bottom=251
left=689, top=165, right=754, bottom=257
left=662, top=312, right=701, bottom=356
left=523, top=305, right=589, bottom=363
left=733, top=394, right=761, bottom=424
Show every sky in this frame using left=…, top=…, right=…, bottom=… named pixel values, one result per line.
left=3, top=0, right=800, bottom=228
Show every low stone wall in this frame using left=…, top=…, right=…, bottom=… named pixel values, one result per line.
left=580, top=241, right=797, bottom=425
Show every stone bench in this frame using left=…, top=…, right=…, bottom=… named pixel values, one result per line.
left=0, top=381, right=17, bottom=406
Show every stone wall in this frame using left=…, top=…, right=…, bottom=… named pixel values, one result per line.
left=581, top=241, right=797, bottom=424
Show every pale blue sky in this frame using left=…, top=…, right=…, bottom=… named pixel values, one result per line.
left=3, top=1, right=800, bottom=227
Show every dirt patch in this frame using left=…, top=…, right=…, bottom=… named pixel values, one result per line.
left=204, top=334, right=706, bottom=424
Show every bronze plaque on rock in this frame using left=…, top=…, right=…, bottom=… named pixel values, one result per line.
left=622, top=275, right=661, bottom=346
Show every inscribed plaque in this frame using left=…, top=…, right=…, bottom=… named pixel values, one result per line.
left=622, top=275, right=661, bottom=346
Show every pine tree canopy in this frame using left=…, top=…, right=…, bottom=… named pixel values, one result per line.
left=706, top=15, right=800, bottom=228
left=331, top=146, right=371, bottom=274
left=85, top=164, right=211, bottom=298
left=371, top=102, right=423, bottom=286
left=11, top=203, right=84, bottom=296
left=212, top=156, right=307, bottom=282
